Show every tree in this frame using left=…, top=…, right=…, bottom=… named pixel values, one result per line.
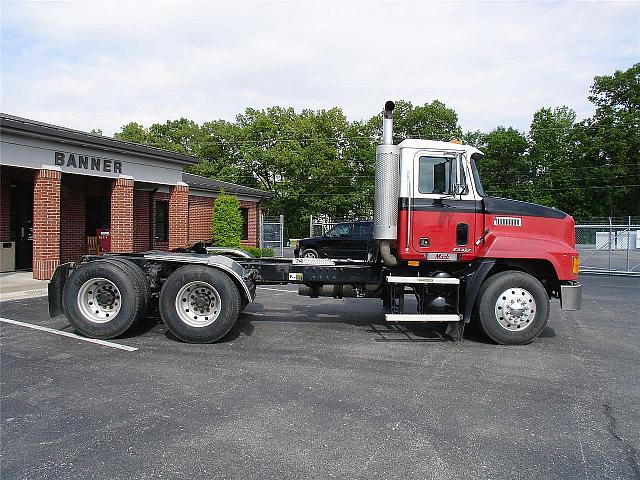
left=114, top=122, right=149, bottom=144
left=462, top=130, right=485, bottom=149
left=572, top=63, right=640, bottom=218
left=212, top=190, right=243, bottom=247
left=527, top=106, right=578, bottom=211
left=477, top=127, right=530, bottom=200
left=366, top=99, right=462, bottom=143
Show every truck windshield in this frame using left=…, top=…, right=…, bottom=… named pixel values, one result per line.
left=470, top=157, right=486, bottom=197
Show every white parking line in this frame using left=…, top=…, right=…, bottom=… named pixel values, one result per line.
left=0, top=317, right=138, bottom=352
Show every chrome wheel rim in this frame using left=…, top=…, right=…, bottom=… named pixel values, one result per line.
left=495, top=287, right=536, bottom=332
left=175, top=281, right=221, bottom=328
left=77, top=278, right=121, bottom=323
left=302, top=250, right=317, bottom=258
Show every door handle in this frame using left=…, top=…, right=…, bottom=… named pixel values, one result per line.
left=406, top=170, right=411, bottom=252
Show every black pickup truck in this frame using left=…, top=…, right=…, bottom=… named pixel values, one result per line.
left=294, top=221, right=373, bottom=260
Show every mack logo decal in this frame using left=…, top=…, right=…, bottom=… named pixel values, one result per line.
left=55, top=152, right=123, bottom=174
left=426, top=253, right=459, bottom=261
left=452, top=247, right=472, bottom=253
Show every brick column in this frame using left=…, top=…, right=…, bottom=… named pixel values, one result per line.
left=168, top=182, right=189, bottom=250
left=0, top=168, right=11, bottom=241
left=33, top=166, right=61, bottom=280
left=110, top=175, right=134, bottom=252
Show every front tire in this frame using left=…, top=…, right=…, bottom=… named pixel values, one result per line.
left=477, top=270, right=549, bottom=345
left=159, top=265, right=242, bottom=343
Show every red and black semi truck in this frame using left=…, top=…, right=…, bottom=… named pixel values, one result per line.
left=48, top=101, right=582, bottom=345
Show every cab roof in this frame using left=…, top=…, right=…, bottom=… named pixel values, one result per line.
left=398, top=139, right=483, bottom=157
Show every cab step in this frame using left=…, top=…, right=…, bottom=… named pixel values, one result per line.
left=385, top=313, right=462, bottom=322
left=386, top=276, right=460, bottom=285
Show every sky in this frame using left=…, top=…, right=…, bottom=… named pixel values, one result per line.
left=1, top=1, right=638, bottom=136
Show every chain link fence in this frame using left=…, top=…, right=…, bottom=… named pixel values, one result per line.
left=575, top=217, right=640, bottom=276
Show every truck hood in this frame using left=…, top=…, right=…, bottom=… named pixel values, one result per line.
left=483, top=197, right=567, bottom=220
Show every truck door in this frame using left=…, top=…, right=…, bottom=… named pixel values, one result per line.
left=396, top=150, right=478, bottom=261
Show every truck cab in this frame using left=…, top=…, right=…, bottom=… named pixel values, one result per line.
left=370, top=100, right=581, bottom=343
left=396, top=139, right=483, bottom=261
left=393, top=139, right=579, bottom=285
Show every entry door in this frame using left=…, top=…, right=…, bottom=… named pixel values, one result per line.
left=10, top=184, right=34, bottom=270
left=406, top=152, right=477, bottom=258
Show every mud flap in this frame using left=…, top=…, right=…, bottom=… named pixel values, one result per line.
left=444, top=320, right=465, bottom=342
left=463, top=259, right=495, bottom=323
left=48, top=263, right=71, bottom=317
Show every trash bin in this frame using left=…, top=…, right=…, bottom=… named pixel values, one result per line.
left=0, top=241, right=16, bottom=273
left=96, top=229, right=111, bottom=253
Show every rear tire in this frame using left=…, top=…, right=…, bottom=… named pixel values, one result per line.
left=159, top=265, right=242, bottom=343
left=477, top=270, right=549, bottom=345
left=101, top=257, right=150, bottom=315
left=62, top=260, right=145, bottom=339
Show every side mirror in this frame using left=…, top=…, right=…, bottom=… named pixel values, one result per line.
left=455, top=184, right=468, bottom=195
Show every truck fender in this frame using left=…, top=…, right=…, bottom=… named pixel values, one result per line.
left=463, top=259, right=495, bottom=324
left=479, top=233, right=576, bottom=281
left=206, top=255, right=256, bottom=302
left=144, top=252, right=256, bottom=303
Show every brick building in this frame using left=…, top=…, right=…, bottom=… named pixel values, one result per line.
left=0, top=114, right=269, bottom=280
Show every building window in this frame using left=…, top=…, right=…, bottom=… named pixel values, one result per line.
left=240, top=207, right=249, bottom=241
left=155, top=201, right=169, bottom=242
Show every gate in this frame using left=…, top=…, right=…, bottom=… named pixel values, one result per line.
left=575, top=217, right=640, bottom=276
left=260, top=214, right=285, bottom=258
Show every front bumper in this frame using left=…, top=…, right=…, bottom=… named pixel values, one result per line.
left=560, top=281, right=582, bottom=310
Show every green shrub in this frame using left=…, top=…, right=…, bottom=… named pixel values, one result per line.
left=212, top=190, right=243, bottom=247
left=240, top=246, right=274, bottom=258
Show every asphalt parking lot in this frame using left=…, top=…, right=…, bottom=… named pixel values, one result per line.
left=1, top=275, right=639, bottom=479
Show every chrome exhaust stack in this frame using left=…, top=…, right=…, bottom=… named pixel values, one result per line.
left=374, top=101, right=400, bottom=266
left=381, top=100, right=395, bottom=145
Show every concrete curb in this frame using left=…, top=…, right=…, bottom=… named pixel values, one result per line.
left=0, top=289, right=48, bottom=302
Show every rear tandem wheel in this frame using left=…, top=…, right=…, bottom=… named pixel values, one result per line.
left=159, top=265, right=242, bottom=343
left=62, top=260, right=146, bottom=339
